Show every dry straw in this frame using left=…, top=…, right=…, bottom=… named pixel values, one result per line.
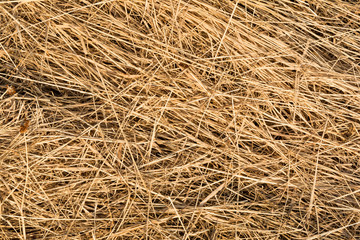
left=1, top=0, right=360, bottom=239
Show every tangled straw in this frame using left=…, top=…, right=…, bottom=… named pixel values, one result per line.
left=1, top=0, right=360, bottom=239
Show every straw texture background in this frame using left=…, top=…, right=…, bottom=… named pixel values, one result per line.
left=1, top=0, right=360, bottom=239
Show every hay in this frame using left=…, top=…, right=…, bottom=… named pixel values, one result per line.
left=1, top=0, right=360, bottom=239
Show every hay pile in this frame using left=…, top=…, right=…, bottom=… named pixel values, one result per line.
left=1, top=0, right=360, bottom=239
